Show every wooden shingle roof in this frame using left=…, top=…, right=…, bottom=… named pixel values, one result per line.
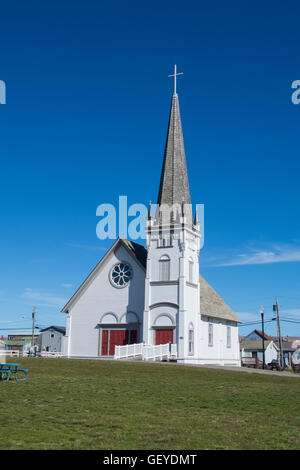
left=199, top=274, right=241, bottom=323
left=156, top=92, right=193, bottom=225
left=240, top=340, right=276, bottom=351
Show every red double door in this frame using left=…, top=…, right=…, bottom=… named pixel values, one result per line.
left=101, top=329, right=137, bottom=356
left=155, top=329, right=173, bottom=345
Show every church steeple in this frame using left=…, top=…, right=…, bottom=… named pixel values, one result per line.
left=156, top=90, right=192, bottom=225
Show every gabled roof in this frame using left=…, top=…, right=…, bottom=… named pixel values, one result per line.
left=40, top=326, right=66, bottom=334
left=199, top=274, right=241, bottom=323
left=240, top=340, right=277, bottom=351
left=244, top=329, right=273, bottom=341
left=254, top=330, right=273, bottom=341
left=61, top=238, right=147, bottom=313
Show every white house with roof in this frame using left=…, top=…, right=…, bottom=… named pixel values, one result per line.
left=62, top=74, right=241, bottom=365
left=240, top=339, right=278, bottom=365
left=38, top=326, right=66, bottom=352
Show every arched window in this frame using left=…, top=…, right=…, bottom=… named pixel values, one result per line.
left=159, top=255, right=170, bottom=281
left=100, top=312, right=118, bottom=324
left=188, top=323, right=194, bottom=355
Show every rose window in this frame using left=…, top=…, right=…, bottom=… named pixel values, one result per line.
left=110, top=263, right=132, bottom=287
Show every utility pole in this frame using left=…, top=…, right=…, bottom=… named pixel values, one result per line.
left=260, top=306, right=265, bottom=369
left=31, top=306, right=36, bottom=351
left=273, top=297, right=284, bottom=369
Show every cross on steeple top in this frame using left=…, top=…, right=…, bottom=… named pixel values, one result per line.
left=168, top=64, right=183, bottom=94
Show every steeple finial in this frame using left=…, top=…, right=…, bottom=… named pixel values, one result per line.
left=168, top=64, right=183, bottom=95
left=148, top=200, right=152, bottom=219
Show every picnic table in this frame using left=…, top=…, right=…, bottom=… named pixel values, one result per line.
left=0, top=363, right=28, bottom=382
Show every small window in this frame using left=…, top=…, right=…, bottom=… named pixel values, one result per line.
left=227, top=326, right=231, bottom=348
left=188, top=324, right=194, bottom=355
left=159, top=255, right=170, bottom=281
left=188, top=260, right=194, bottom=283
left=208, top=323, right=213, bottom=346
left=51, top=334, right=54, bottom=338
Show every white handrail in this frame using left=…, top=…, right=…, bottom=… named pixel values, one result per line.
left=0, top=350, right=65, bottom=358
left=40, top=352, right=63, bottom=358
left=142, top=343, right=170, bottom=361
left=171, top=343, right=177, bottom=357
left=114, top=342, right=177, bottom=361
left=114, top=343, right=144, bottom=359
left=0, top=350, right=20, bottom=357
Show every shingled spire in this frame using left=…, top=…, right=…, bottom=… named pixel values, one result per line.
left=156, top=91, right=192, bottom=225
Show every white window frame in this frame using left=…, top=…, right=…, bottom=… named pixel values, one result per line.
left=208, top=323, right=213, bottom=346
left=188, top=259, right=194, bottom=283
left=188, top=323, right=194, bottom=355
left=227, top=326, right=231, bottom=348
left=159, top=255, right=170, bottom=281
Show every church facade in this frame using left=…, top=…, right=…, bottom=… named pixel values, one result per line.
left=62, top=85, right=241, bottom=366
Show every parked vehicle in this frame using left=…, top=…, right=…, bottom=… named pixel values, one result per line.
left=291, top=348, right=300, bottom=374
left=267, top=359, right=285, bottom=371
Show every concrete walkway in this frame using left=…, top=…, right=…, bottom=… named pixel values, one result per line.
left=155, top=361, right=300, bottom=378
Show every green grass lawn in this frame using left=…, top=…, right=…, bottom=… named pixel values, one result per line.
left=0, top=358, right=299, bottom=450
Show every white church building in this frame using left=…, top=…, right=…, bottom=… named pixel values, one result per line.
left=62, top=74, right=241, bottom=365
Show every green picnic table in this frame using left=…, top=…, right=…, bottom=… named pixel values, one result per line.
left=0, top=363, right=28, bottom=382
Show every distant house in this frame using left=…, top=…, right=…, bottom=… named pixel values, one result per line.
left=284, top=336, right=300, bottom=343
left=38, top=326, right=66, bottom=352
left=273, top=339, right=298, bottom=367
left=241, top=330, right=300, bottom=366
left=240, top=339, right=278, bottom=365
left=6, top=331, right=39, bottom=354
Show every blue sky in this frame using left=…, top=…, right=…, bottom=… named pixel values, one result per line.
left=0, top=0, right=300, bottom=338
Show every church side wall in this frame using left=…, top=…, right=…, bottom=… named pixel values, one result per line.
left=197, top=317, right=240, bottom=365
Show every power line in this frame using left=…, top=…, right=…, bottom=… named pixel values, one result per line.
left=239, top=319, right=274, bottom=327
left=0, top=327, right=41, bottom=331
left=281, top=316, right=300, bottom=321
left=280, top=319, right=300, bottom=324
